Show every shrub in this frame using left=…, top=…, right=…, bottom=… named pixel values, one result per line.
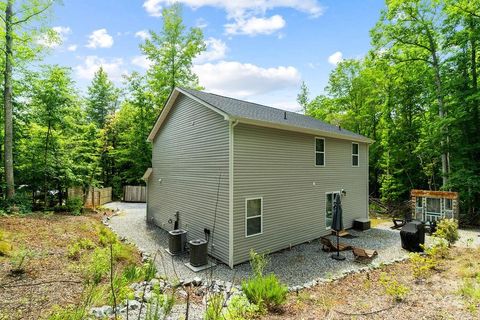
left=0, top=230, right=12, bottom=256
left=242, top=273, right=288, bottom=312
left=409, top=252, right=435, bottom=280
left=98, top=226, right=117, bottom=247
left=0, top=192, right=32, bottom=214
left=145, top=284, right=175, bottom=320
left=141, top=259, right=158, bottom=281
left=225, top=295, right=260, bottom=320
left=433, top=219, right=459, bottom=246
left=205, top=293, right=224, bottom=320
left=249, top=249, right=269, bottom=277
left=66, top=197, right=84, bottom=215
left=122, top=264, right=143, bottom=282
left=459, top=276, right=480, bottom=314
left=67, top=238, right=96, bottom=260
left=379, top=273, right=410, bottom=302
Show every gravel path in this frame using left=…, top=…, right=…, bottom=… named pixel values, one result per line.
left=106, top=202, right=475, bottom=287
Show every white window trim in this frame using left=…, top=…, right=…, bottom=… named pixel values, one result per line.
left=325, top=191, right=341, bottom=230
left=352, top=142, right=359, bottom=167
left=245, top=197, right=263, bottom=238
left=314, top=137, right=325, bottom=167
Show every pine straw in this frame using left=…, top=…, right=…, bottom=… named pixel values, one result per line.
left=0, top=212, right=140, bottom=320
left=264, top=246, right=480, bottom=320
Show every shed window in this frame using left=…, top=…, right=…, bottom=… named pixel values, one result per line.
left=352, top=143, right=359, bottom=167
left=246, top=198, right=262, bottom=237
left=315, top=138, right=325, bottom=166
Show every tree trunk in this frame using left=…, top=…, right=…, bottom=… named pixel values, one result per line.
left=3, top=0, right=15, bottom=199
left=426, top=29, right=449, bottom=188
left=43, top=123, right=51, bottom=209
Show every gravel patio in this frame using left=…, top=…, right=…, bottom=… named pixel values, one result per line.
left=105, top=202, right=419, bottom=287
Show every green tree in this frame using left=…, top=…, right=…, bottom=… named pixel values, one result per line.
left=86, top=67, right=119, bottom=129
left=1, top=0, right=56, bottom=199
left=30, top=66, right=76, bottom=207
left=140, top=3, right=205, bottom=107
left=296, top=81, right=310, bottom=113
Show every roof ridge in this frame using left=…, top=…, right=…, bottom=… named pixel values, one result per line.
left=180, top=87, right=302, bottom=115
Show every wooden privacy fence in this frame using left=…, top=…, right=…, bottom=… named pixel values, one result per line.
left=68, top=187, right=112, bottom=208
left=123, top=185, right=146, bottom=202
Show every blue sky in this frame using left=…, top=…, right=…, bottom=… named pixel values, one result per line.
left=42, top=0, right=385, bottom=111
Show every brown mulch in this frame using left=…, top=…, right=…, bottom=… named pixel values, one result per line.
left=264, top=246, right=479, bottom=320
left=0, top=212, right=118, bottom=320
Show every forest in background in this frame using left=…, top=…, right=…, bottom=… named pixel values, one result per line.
left=1, top=0, right=479, bottom=223
left=299, top=0, right=480, bottom=223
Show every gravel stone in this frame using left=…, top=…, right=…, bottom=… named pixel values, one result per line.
left=104, top=202, right=478, bottom=288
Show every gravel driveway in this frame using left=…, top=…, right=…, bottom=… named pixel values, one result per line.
left=104, top=202, right=420, bottom=287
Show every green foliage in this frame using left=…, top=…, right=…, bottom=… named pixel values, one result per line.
left=65, top=197, right=83, bottom=215
left=141, top=259, right=158, bottom=282
left=145, top=284, right=175, bottom=320
left=410, top=239, right=449, bottom=280
left=224, top=295, right=260, bottom=320
left=459, top=276, right=480, bottom=314
left=67, top=238, right=95, bottom=260
left=204, top=293, right=224, bottom=320
left=0, top=230, right=13, bottom=256
left=85, top=67, right=119, bottom=129
left=98, top=226, right=117, bottom=247
left=433, top=219, right=459, bottom=245
left=249, top=249, right=269, bottom=278
left=241, top=273, right=288, bottom=312
left=0, top=192, right=32, bottom=214
left=379, top=273, right=410, bottom=302
left=140, top=3, right=205, bottom=107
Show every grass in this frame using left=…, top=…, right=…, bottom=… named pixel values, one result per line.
left=0, top=211, right=142, bottom=320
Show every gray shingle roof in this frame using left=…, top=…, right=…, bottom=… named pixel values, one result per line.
left=179, top=87, right=371, bottom=142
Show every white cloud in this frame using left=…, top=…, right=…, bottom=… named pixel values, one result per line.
left=37, top=26, right=71, bottom=48
left=67, top=44, right=78, bottom=52
left=328, top=51, right=343, bottom=65
left=194, top=38, right=227, bottom=63
left=143, top=0, right=163, bottom=17
left=131, top=55, right=153, bottom=69
left=142, top=0, right=324, bottom=35
left=225, top=15, right=286, bottom=36
left=86, top=29, right=114, bottom=48
left=143, top=0, right=323, bottom=18
left=193, top=61, right=301, bottom=98
left=135, top=30, right=151, bottom=41
left=74, top=56, right=126, bottom=81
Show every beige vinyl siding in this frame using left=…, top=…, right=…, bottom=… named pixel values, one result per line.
left=232, top=123, right=368, bottom=265
left=147, top=93, right=230, bottom=263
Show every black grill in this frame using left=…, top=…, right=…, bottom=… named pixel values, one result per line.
left=400, top=221, right=425, bottom=252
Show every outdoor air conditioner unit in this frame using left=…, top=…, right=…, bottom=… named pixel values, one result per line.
left=189, top=239, right=208, bottom=267
left=168, top=229, right=187, bottom=255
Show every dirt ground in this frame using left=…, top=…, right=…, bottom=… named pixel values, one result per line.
left=264, top=245, right=479, bottom=320
left=0, top=212, right=140, bottom=320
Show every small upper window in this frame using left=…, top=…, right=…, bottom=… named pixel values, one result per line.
left=315, top=138, right=325, bottom=166
left=352, top=143, right=359, bottom=167
left=246, top=198, right=262, bottom=237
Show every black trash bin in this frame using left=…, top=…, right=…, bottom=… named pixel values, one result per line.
left=400, top=221, right=425, bottom=252
left=189, top=239, right=208, bottom=267
left=168, top=229, right=187, bottom=255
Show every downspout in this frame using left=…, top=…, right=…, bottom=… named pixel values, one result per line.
left=228, top=119, right=239, bottom=268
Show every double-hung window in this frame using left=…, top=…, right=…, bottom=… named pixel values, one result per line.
left=246, top=198, right=263, bottom=237
left=315, top=138, right=325, bottom=166
left=352, top=143, right=359, bottom=167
